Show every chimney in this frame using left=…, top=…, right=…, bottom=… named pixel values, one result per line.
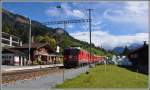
left=31, top=36, right=34, bottom=43
left=20, top=41, right=22, bottom=46
left=143, top=41, right=146, bottom=46
left=56, top=45, right=60, bottom=53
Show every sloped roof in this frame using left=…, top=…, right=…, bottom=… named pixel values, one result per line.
left=129, top=44, right=148, bottom=54
left=14, top=43, right=52, bottom=49
left=2, top=48, right=26, bottom=56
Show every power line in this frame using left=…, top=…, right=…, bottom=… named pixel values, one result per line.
left=43, top=19, right=90, bottom=25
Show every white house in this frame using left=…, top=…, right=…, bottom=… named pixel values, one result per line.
left=117, top=56, right=132, bottom=66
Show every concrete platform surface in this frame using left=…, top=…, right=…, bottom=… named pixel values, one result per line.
left=1, top=64, right=63, bottom=72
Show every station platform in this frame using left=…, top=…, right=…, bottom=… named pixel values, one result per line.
left=1, top=64, right=64, bottom=73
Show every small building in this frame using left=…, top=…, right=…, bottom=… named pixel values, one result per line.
left=2, top=48, right=27, bottom=66
left=13, top=43, right=62, bottom=65
left=128, top=42, right=148, bottom=74
left=117, top=56, right=132, bottom=66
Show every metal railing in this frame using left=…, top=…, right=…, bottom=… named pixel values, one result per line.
left=2, top=32, right=21, bottom=47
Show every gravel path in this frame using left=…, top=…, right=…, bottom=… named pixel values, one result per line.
left=2, top=66, right=89, bottom=90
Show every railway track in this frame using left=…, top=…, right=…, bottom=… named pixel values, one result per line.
left=2, top=66, right=89, bottom=89
left=2, top=67, right=63, bottom=84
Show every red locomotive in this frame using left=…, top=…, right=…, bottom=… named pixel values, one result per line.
left=64, top=47, right=105, bottom=68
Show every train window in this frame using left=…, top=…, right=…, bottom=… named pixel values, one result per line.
left=64, top=49, right=68, bottom=55
left=9, top=56, right=11, bottom=58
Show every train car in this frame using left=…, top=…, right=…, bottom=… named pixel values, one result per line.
left=64, top=47, right=106, bottom=68
left=96, top=56, right=106, bottom=64
left=64, top=47, right=89, bottom=68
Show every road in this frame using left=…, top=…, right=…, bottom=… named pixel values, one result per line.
left=2, top=66, right=89, bottom=90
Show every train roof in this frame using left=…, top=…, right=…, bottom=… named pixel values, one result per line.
left=65, top=47, right=89, bottom=53
left=65, top=47, right=106, bottom=57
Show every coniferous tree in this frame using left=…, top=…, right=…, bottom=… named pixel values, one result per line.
left=122, top=46, right=130, bottom=56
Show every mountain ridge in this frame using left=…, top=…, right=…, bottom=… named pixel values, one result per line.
left=113, top=43, right=143, bottom=55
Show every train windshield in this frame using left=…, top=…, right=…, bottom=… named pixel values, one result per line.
left=64, top=48, right=80, bottom=55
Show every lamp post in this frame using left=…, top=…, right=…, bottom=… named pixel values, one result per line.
left=56, top=5, right=65, bottom=82
left=28, top=18, right=32, bottom=65
left=30, top=19, right=31, bottom=65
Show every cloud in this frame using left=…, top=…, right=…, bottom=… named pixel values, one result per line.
left=62, top=3, right=86, bottom=18
left=103, top=1, right=149, bottom=27
left=126, top=1, right=148, bottom=14
left=67, top=24, right=74, bottom=28
left=46, top=8, right=60, bottom=16
left=45, top=3, right=86, bottom=18
left=72, top=9, right=85, bottom=18
left=70, top=30, right=148, bottom=50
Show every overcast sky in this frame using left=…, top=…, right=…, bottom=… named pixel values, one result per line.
left=3, top=1, right=149, bottom=50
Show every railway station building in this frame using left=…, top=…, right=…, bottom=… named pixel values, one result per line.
left=11, top=43, right=63, bottom=65
left=2, top=42, right=63, bottom=66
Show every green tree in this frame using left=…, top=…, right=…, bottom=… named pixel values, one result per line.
left=49, top=38, right=56, bottom=49
left=35, top=35, right=56, bottom=49
left=3, top=26, right=10, bottom=33
left=122, top=46, right=130, bottom=56
left=42, top=35, right=50, bottom=43
left=35, top=35, right=44, bottom=42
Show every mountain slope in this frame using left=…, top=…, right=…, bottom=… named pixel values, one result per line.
left=113, top=47, right=124, bottom=55
left=113, top=43, right=143, bottom=55
left=128, top=43, right=142, bottom=50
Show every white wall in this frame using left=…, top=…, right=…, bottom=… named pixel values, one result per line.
left=2, top=54, right=27, bottom=66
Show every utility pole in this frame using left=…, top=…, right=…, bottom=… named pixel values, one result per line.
left=87, top=9, right=93, bottom=66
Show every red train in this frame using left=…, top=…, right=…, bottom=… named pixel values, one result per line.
left=63, top=47, right=106, bottom=68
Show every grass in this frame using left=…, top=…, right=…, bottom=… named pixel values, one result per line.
left=56, top=65, right=148, bottom=88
